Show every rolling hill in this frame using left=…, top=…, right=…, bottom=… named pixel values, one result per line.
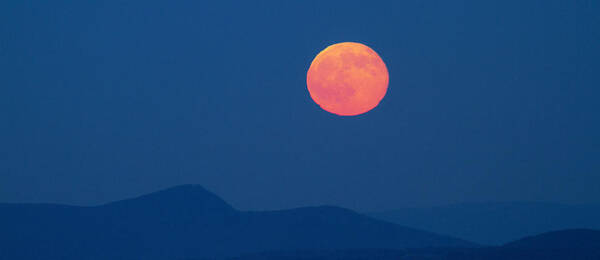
left=504, top=229, right=600, bottom=249
left=232, top=229, right=600, bottom=260
left=0, top=185, right=473, bottom=260
left=369, top=202, right=600, bottom=245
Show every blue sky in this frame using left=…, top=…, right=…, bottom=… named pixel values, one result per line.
left=1, top=0, right=599, bottom=211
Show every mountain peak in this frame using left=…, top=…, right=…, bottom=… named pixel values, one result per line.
left=101, top=184, right=235, bottom=213
left=1, top=184, right=475, bottom=259
left=147, top=184, right=216, bottom=197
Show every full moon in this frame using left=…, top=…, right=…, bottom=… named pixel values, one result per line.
left=307, top=42, right=389, bottom=116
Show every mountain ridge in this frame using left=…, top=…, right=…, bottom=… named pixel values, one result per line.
left=504, top=229, right=600, bottom=249
left=0, top=185, right=474, bottom=260
left=370, top=201, right=600, bottom=245
left=230, top=229, right=600, bottom=260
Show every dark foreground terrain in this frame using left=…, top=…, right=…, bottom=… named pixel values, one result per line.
left=0, top=185, right=471, bottom=260
left=232, top=248, right=600, bottom=260
left=2, top=185, right=598, bottom=260
left=370, top=202, right=600, bottom=245
left=232, top=229, right=600, bottom=260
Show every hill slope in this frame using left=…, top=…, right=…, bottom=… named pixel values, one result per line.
left=232, top=229, right=600, bottom=260
left=504, top=229, right=600, bottom=249
left=370, top=202, right=600, bottom=245
left=0, top=185, right=473, bottom=260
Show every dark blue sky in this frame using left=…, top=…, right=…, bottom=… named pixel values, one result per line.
left=1, top=0, right=599, bottom=211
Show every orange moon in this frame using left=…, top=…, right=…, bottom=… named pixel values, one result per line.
left=306, top=42, right=389, bottom=116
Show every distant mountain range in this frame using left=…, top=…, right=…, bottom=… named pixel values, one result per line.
left=505, top=229, right=600, bottom=249
left=369, top=202, right=600, bottom=245
left=3, top=185, right=598, bottom=260
left=0, top=185, right=473, bottom=260
left=232, top=229, right=600, bottom=260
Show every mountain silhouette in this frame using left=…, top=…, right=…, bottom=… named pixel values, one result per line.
left=369, top=202, right=600, bottom=245
left=232, top=229, right=600, bottom=260
left=0, top=185, right=473, bottom=260
left=504, top=229, right=600, bottom=249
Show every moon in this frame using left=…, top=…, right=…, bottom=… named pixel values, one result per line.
left=307, top=42, right=389, bottom=116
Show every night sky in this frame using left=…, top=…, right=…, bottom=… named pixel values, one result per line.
left=1, top=0, right=599, bottom=211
